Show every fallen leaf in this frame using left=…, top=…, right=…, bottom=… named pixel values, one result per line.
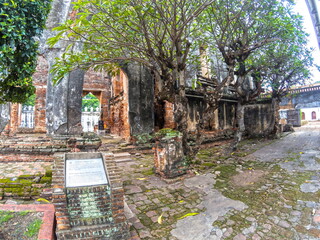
left=157, top=213, right=163, bottom=224
left=177, top=212, right=199, bottom=220
left=137, top=177, right=146, bottom=180
left=36, top=198, right=50, bottom=203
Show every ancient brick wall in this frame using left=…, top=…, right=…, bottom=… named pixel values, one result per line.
left=2, top=55, right=48, bottom=136
left=163, top=101, right=176, bottom=129
left=109, top=71, right=130, bottom=139
left=83, top=69, right=110, bottom=129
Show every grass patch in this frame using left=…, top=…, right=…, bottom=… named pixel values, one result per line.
left=0, top=210, right=14, bottom=224
left=24, top=219, right=42, bottom=238
left=141, top=168, right=154, bottom=176
left=19, top=210, right=32, bottom=216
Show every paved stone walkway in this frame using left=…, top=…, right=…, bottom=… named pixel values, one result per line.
left=0, top=123, right=319, bottom=239
left=0, top=162, right=52, bottom=179
left=120, top=122, right=320, bottom=239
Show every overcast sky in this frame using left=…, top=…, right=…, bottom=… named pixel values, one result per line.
left=293, top=0, right=320, bottom=83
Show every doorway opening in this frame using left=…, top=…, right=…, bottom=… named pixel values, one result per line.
left=81, top=92, right=100, bottom=132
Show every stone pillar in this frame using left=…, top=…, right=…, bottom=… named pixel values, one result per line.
left=0, top=103, right=10, bottom=134
left=46, top=68, right=84, bottom=135
left=123, top=63, right=154, bottom=136
left=34, top=86, right=47, bottom=133
left=39, top=0, right=84, bottom=136
left=154, top=135, right=187, bottom=178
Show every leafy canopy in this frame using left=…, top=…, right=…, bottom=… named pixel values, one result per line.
left=0, top=0, right=51, bottom=103
left=48, top=0, right=213, bottom=87
left=199, top=0, right=313, bottom=101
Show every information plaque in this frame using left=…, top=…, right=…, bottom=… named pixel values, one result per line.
left=65, top=158, right=108, bottom=187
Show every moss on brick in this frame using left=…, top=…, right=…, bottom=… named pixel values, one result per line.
left=0, top=179, right=9, bottom=184
left=30, top=189, right=41, bottom=196
left=4, top=188, right=26, bottom=196
left=19, top=179, right=33, bottom=186
left=45, top=169, right=53, bottom=177
left=39, top=177, right=52, bottom=184
left=18, top=175, right=34, bottom=179
left=4, top=180, right=22, bottom=188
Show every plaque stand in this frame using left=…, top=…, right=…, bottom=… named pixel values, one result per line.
left=52, top=152, right=130, bottom=239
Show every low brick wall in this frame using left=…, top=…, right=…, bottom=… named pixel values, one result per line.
left=0, top=204, right=56, bottom=240
left=154, top=136, right=187, bottom=178
left=0, top=170, right=52, bottom=200
left=0, top=134, right=101, bottom=155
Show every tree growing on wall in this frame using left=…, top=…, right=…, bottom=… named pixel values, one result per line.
left=48, top=0, right=214, bottom=155
left=201, top=0, right=313, bottom=149
left=257, top=17, right=313, bottom=137
left=48, top=0, right=314, bottom=154
left=0, top=0, right=51, bottom=103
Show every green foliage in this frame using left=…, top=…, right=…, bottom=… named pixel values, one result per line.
left=19, top=210, right=31, bottom=216
left=24, top=219, right=42, bottom=237
left=23, top=93, right=36, bottom=106
left=0, top=0, right=51, bottom=103
left=155, top=128, right=181, bottom=139
left=200, top=0, right=314, bottom=102
left=0, top=210, right=14, bottom=224
left=134, top=133, right=153, bottom=144
left=82, top=93, right=100, bottom=111
left=48, top=0, right=209, bottom=85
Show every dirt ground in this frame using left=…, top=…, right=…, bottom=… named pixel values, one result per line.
left=0, top=210, right=43, bottom=240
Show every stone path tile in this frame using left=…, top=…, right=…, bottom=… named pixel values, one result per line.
left=107, top=123, right=320, bottom=240
left=0, top=162, right=52, bottom=179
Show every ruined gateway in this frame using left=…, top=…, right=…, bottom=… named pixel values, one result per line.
left=0, top=0, right=278, bottom=141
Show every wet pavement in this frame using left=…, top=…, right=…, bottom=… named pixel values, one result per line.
left=0, top=122, right=319, bottom=239
left=121, top=122, right=320, bottom=239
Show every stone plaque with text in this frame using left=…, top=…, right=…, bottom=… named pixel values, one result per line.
left=65, top=158, right=108, bottom=187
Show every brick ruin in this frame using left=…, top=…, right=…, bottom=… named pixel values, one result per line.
left=0, top=0, right=276, bottom=141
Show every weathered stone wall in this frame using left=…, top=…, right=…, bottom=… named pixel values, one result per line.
left=218, top=101, right=236, bottom=130
left=0, top=104, right=10, bottom=133
left=163, top=101, right=176, bottom=129
left=186, top=97, right=203, bottom=132
left=41, top=0, right=85, bottom=136
left=124, top=63, right=154, bottom=136
left=244, top=101, right=273, bottom=137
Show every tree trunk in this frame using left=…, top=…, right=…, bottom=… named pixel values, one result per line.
left=271, top=97, right=281, bottom=138
left=174, top=70, right=190, bottom=156
left=232, top=101, right=245, bottom=150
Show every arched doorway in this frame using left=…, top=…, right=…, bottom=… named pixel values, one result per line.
left=20, top=93, right=36, bottom=128
left=81, top=93, right=100, bottom=132
left=312, top=111, right=316, bottom=120
left=302, top=112, right=305, bottom=120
